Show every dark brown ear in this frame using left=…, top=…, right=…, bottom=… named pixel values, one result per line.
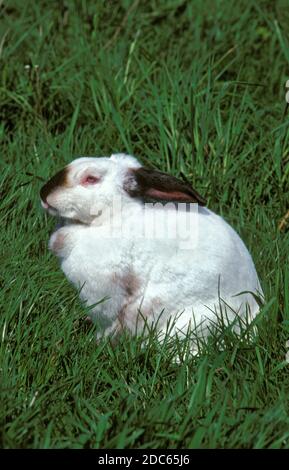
left=124, top=167, right=206, bottom=205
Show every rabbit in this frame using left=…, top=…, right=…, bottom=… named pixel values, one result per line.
left=40, top=153, right=263, bottom=347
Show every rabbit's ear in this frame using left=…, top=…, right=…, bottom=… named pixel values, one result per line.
left=125, top=167, right=206, bottom=205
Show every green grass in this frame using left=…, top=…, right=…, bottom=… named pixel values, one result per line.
left=1, top=0, right=289, bottom=449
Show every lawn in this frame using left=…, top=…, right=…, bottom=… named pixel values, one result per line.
left=1, top=0, right=289, bottom=448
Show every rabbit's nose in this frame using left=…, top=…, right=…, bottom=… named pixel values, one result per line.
left=41, top=200, right=49, bottom=209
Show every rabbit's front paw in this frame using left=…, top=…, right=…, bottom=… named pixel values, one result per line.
left=48, top=228, right=73, bottom=258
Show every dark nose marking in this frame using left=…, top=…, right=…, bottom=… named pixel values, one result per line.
left=40, top=167, right=68, bottom=202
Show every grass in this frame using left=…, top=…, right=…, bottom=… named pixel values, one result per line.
left=1, top=0, right=289, bottom=449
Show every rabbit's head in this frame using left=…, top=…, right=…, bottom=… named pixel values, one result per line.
left=40, top=153, right=206, bottom=224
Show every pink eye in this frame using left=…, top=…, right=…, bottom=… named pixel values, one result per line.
left=82, top=175, right=100, bottom=186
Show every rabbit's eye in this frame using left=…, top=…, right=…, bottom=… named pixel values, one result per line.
left=82, top=175, right=100, bottom=185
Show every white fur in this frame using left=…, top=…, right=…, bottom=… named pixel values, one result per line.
left=43, top=154, right=263, bottom=345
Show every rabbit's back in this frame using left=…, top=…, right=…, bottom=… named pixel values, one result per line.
left=126, top=206, right=261, bottom=327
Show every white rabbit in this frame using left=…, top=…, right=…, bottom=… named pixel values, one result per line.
left=40, top=153, right=263, bottom=346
